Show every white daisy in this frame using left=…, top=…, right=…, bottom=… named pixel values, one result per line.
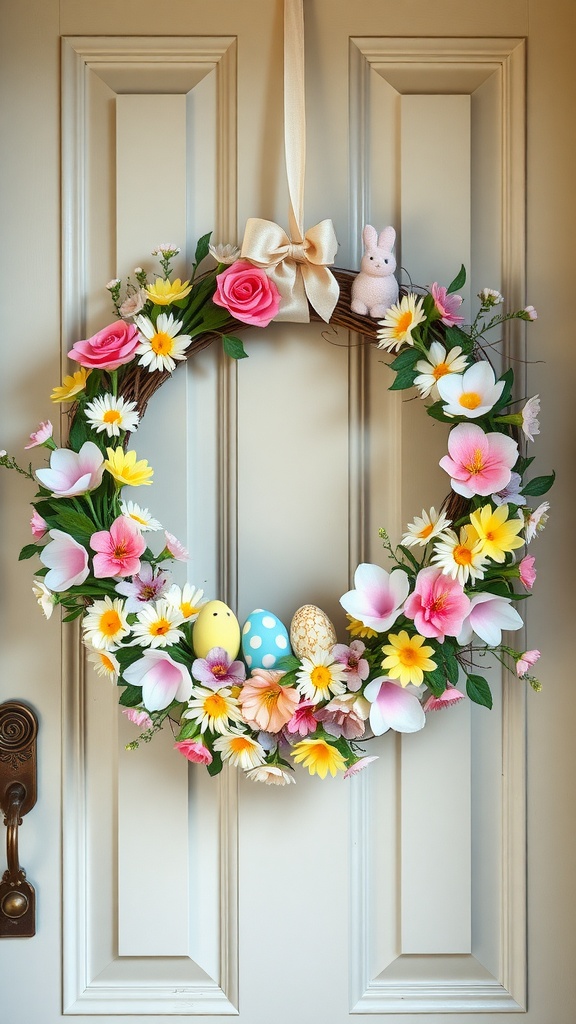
left=135, top=312, right=191, bottom=372
left=244, top=764, right=296, bottom=785
left=431, top=525, right=489, bottom=585
left=165, top=582, right=205, bottom=622
left=437, top=361, right=504, bottom=419
left=83, top=597, right=130, bottom=651
left=377, top=293, right=426, bottom=352
left=414, top=342, right=469, bottom=400
left=119, top=499, right=162, bottom=532
left=213, top=731, right=266, bottom=771
left=296, top=650, right=347, bottom=703
left=183, top=686, right=243, bottom=735
left=209, top=242, right=241, bottom=264
left=86, top=648, right=120, bottom=679
left=402, top=507, right=451, bottom=548
left=130, top=599, right=185, bottom=648
left=84, top=393, right=140, bottom=437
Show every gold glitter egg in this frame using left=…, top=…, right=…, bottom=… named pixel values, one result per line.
left=289, top=604, right=337, bottom=659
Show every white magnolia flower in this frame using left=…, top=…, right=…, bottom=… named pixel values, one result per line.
left=84, top=394, right=140, bottom=437
left=135, top=312, right=191, bottom=373
left=414, top=342, right=469, bottom=400
left=437, top=361, right=504, bottom=419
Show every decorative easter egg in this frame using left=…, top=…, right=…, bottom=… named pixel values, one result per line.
left=290, top=604, right=337, bottom=660
left=192, top=600, right=241, bottom=659
left=241, top=609, right=291, bottom=670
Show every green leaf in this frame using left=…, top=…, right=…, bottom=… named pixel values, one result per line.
left=522, top=471, right=555, bottom=497
left=441, top=642, right=460, bottom=685
left=206, top=751, right=224, bottom=777
left=68, top=412, right=91, bottom=451
left=492, top=367, right=515, bottom=413
left=424, top=664, right=448, bottom=697
left=222, top=335, right=248, bottom=360
left=47, top=507, right=97, bottom=540
left=277, top=669, right=299, bottom=688
left=426, top=401, right=453, bottom=423
left=62, top=605, right=86, bottom=623
left=447, top=265, right=466, bottom=294
left=396, top=544, right=421, bottom=572
left=118, top=684, right=144, bottom=708
left=466, top=674, right=493, bottom=709
left=389, top=368, right=418, bottom=391
left=444, top=324, right=474, bottom=354
left=175, top=720, right=199, bottom=742
left=389, top=348, right=420, bottom=372
left=275, top=655, right=301, bottom=672
left=514, top=454, right=535, bottom=477
left=194, top=231, right=212, bottom=267
left=18, top=543, right=42, bottom=561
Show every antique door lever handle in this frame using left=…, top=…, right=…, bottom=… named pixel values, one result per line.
left=0, top=701, right=38, bottom=937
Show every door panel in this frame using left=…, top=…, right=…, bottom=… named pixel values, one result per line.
left=2, top=3, right=575, bottom=1023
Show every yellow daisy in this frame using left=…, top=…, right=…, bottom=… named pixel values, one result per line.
left=376, top=293, right=426, bottom=352
left=381, top=630, right=437, bottom=686
left=50, top=367, right=91, bottom=403
left=291, top=737, right=347, bottom=779
left=105, top=447, right=153, bottom=487
left=146, top=277, right=192, bottom=305
left=469, top=504, right=524, bottom=563
left=346, top=615, right=378, bottom=639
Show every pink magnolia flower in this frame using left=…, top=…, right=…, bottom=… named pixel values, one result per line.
left=68, top=320, right=140, bottom=370
left=40, top=529, right=90, bottom=591
left=174, top=738, right=213, bottom=765
left=25, top=420, right=53, bottom=449
left=35, top=440, right=104, bottom=497
left=423, top=684, right=464, bottom=712
left=285, top=698, right=318, bottom=737
left=516, top=649, right=540, bottom=677
left=212, top=260, right=281, bottom=327
left=457, top=592, right=523, bottom=646
left=163, top=531, right=189, bottom=561
left=122, top=707, right=153, bottom=729
left=115, top=561, right=171, bottom=612
left=192, top=646, right=246, bottom=690
left=430, top=282, right=465, bottom=326
left=90, top=515, right=146, bottom=578
left=363, top=676, right=426, bottom=735
left=343, top=755, right=379, bottom=779
left=404, top=566, right=471, bottom=641
left=331, top=640, right=369, bottom=691
left=123, top=649, right=193, bottom=711
left=30, top=510, right=48, bottom=539
left=340, top=563, right=410, bottom=633
left=439, top=422, right=518, bottom=498
left=519, top=554, right=537, bottom=590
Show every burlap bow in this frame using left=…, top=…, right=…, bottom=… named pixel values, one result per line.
left=241, top=216, right=339, bottom=323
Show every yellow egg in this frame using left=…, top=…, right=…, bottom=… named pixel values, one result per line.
left=192, top=600, right=241, bottom=659
left=290, top=604, right=337, bottom=659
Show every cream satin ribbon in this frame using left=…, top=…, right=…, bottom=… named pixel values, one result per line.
left=241, top=0, right=339, bottom=322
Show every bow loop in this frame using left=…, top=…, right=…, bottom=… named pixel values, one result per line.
left=241, top=216, right=339, bottom=323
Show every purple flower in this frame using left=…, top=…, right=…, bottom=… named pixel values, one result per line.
left=493, top=471, right=526, bottom=507
left=115, top=562, right=171, bottom=612
left=192, top=646, right=246, bottom=691
left=331, top=640, right=370, bottom=692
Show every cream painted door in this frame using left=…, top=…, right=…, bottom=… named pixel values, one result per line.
left=1, top=2, right=574, bottom=1022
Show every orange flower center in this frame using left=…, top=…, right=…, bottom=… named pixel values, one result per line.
left=151, top=331, right=174, bottom=355
left=311, top=666, right=331, bottom=689
left=454, top=544, right=473, bottom=565
left=103, top=409, right=122, bottom=424
left=151, top=618, right=170, bottom=636
left=229, top=736, right=253, bottom=754
left=204, top=693, right=227, bottom=717
left=432, top=362, right=450, bottom=380
left=395, top=311, right=414, bottom=336
left=459, top=391, right=482, bottom=410
left=418, top=522, right=434, bottom=538
left=100, top=610, right=122, bottom=636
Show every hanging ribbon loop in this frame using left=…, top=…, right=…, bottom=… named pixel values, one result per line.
left=240, top=0, right=339, bottom=323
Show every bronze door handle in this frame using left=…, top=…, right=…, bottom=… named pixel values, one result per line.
left=0, top=701, right=38, bottom=937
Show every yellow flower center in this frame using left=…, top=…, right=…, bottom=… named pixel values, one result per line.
left=181, top=601, right=200, bottom=618
left=100, top=610, right=122, bottom=636
left=204, top=693, right=227, bottom=717
left=100, top=653, right=115, bottom=671
left=454, top=544, right=473, bottom=565
left=151, top=331, right=174, bottom=356
left=394, top=311, right=414, bottom=336
left=311, top=666, right=331, bottom=689
left=432, top=362, right=450, bottom=380
left=398, top=646, right=418, bottom=666
left=129, top=513, right=148, bottom=525
left=459, top=391, right=482, bottom=410
left=151, top=618, right=170, bottom=636
left=229, top=736, right=253, bottom=754
left=465, top=448, right=485, bottom=475
left=113, top=543, right=128, bottom=559
left=103, top=409, right=122, bottom=424
left=418, top=522, right=434, bottom=539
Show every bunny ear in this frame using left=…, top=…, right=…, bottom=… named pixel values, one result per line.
left=363, top=224, right=378, bottom=248
left=378, top=226, right=396, bottom=250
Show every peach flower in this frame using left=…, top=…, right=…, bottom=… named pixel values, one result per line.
left=239, top=670, right=299, bottom=733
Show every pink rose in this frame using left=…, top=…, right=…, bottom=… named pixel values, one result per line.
left=174, top=739, right=213, bottom=765
left=68, top=320, right=140, bottom=371
left=212, top=260, right=281, bottom=327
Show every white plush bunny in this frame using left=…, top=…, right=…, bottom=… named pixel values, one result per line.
left=351, top=225, right=399, bottom=318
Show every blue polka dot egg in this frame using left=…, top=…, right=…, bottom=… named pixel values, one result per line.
left=241, top=609, right=292, bottom=670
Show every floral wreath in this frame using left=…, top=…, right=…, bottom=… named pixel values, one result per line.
left=1, top=234, right=553, bottom=786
